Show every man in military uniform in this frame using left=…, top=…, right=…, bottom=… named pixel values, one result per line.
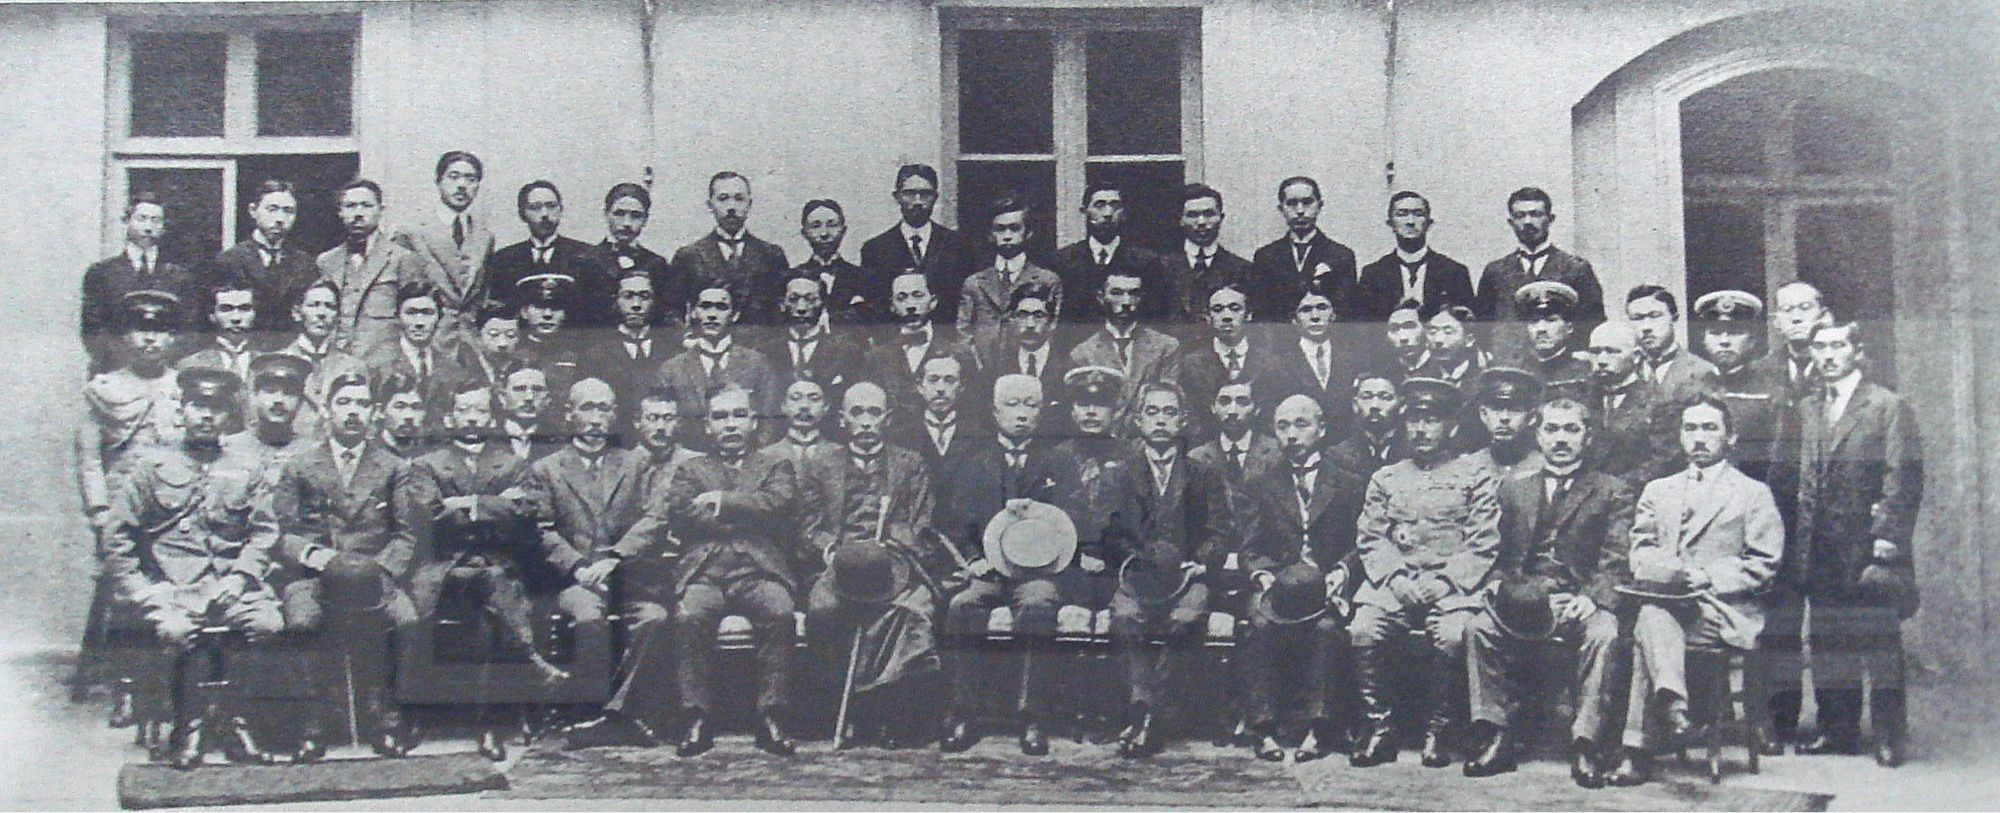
left=515, top=272, right=585, bottom=392
left=1462, top=395, right=1633, bottom=786
left=1048, top=367, right=1137, bottom=614
left=268, top=372, right=422, bottom=760
left=78, top=291, right=186, bottom=533
left=1238, top=394, right=1367, bottom=762
left=798, top=382, right=952, bottom=747
left=231, top=354, right=320, bottom=480
left=1464, top=367, right=1543, bottom=476
left=935, top=374, right=1067, bottom=756
left=660, top=383, right=801, bottom=758
left=1350, top=377, right=1501, bottom=769
left=1512, top=281, right=1588, bottom=387
left=99, top=368, right=283, bottom=765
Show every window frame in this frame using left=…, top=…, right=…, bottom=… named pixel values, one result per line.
left=940, top=7, right=1202, bottom=246
left=103, top=13, right=360, bottom=253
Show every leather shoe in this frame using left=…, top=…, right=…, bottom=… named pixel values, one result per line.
left=1020, top=721, right=1049, bottom=756
left=755, top=715, right=796, bottom=757
left=565, top=714, right=654, bottom=750
left=292, top=734, right=326, bottom=764
left=1664, top=704, right=1693, bottom=744
left=164, top=719, right=205, bottom=770
left=1295, top=720, right=1342, bottom=763
left=1462, top=725, right=1514, bottom=777
left=676, top=716, right=713, bottom=758
left=939, top=716, right=977, bottom=753
left=1420, top=727, right=1452, bottom=768
left=1798, top=733, right=1861, bottom=756
left=1604, top=749, right=1652, bottom=787
left=1350, top=726, right=1397, bottom=767
left=1118, top=712, right=1158, bottom=758
left=372, top=726, right=415, bottom=758
left=218, top=717, right=272, bottom=765
left=1873, top=735, right=1904, bottom=768
left=1253, top=734, right=1287, bottom=762
left=477, top=727, right=509, bottom=762
left=1570, top=739, right=1604, bottom=789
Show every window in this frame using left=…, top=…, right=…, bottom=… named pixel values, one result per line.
left=943, top=9, right=1201, bottom=256
left=1680, top=68, right=1901, bottom=381
left=106, top=16, right=359, bottom=261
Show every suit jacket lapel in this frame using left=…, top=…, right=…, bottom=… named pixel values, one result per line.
left=1680, top=468, right=1731, bottom=547
left=1827, top=383, right=1878, bottom=454
left=1303, top=460, right=1338, bottom=526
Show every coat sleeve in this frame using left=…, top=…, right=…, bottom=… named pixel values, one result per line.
left=797, top=456, right=838, bottom=557
left=1870, top=398, right=1925, bottom=547
left=1584, top=479, right=1636, bottom=609
left=1702, top=481, right=1783, bottom=598
left=375, top=463, right=418, bottom=583
left=100, top=464, right=164, bottom=606
left=1441, top=466, right=1501, bottom=592
left=528, top=466, right=587, bottom=576
left=1493, top=483, right=1528, bottom=580
left=611, top=465, right=675, bottom=560
left=1355, top=471, right=1405, bottom=585
left=269, top=458, right=321, bottom=571
left=1627, top=482, right=1674, bottom=583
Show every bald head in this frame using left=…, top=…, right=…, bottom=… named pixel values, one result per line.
left=1272, top=394, right=1326, bottom=460
left=1588, top=322, right=1641, bottom=383
left=841, top=381, right=890, bottom=448
left=569, top=377, right=615, bottom=406
left=567, top=377, right=617, bottom=443
left=992, top=373, right=1043, bottom=440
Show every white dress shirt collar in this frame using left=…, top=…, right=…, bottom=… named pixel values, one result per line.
left=1396, top=246, right=1431, bottom=265
left=900, top=220, right=933, bottom=244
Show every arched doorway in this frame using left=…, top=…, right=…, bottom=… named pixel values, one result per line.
left=1679, top=68, right=1910, bottom=383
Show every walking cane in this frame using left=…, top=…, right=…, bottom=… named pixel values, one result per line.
left=833, top=495, right=893, bottom=749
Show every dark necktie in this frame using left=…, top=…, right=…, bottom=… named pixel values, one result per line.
left=1293, top=467, right=1314, bottom=511
left=1195, top=252, right=1211, bottom=274
left=1227, top=446, right=1245, bottom=477
left=1023, top=352, right=1039, bottom=378
left=1521, top=249, right=1548, bottom=276
left=1224, top=347, right=1243, bottom=380
left=1114, top=336, right=1133, bottom=370
left=1096, top=247, right=1111, bottom=268
left=452, top=216, right=466, bottom=249
left=1404, top=263, right=1420, bottom=292
left=138, top=253, right=152, bottom=275
left=909, top=234, right=924, bottom=265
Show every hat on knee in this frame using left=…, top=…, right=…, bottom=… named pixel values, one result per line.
left=319, top=552, right=391, bottom=616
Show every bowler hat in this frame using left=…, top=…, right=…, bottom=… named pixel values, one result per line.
left=1254, top=561, right=1340, bottom=626
left=828, top=540, right=910, bottom=606
left=176, top=367, right=243, bottom=410
left=982, top=500, right=1078, bottom=579
left=1117, top=542, right=1194, bottom=607
left=319, top=552, right=391, bottom=615
left=1483, top=578, right=1556, bottom=640
left=1856, top=561, right=1919, bottom=620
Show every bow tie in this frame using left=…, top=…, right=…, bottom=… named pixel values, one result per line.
left=1521, top=248, right=1549, bottom=262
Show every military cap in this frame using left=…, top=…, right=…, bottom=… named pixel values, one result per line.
left=1514, top=280, right=1579, bottom=319
left=1400, top=376, right=1462, bottom=418
left=1063, top=365, right=1126, bottom=406
left=249, top=352, right=313, bottom=394
left=516, top=272, right=577, bottom=307
left=176, top=367, right=243, bottom=410
left=118, top=289, right=183, bottom=332
left=1692, top=290, right=1763, bottom=324
left=1477, top=366, right=1541, bottom=409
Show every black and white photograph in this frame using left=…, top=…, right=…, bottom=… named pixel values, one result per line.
left=3, top=0, right=1997, bottom=808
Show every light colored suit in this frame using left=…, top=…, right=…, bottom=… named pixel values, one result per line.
left=317, top=236, right=421, bottom=357
left=956, top=259, right=1062, bottom=351
left=392, top=209, right=495, bottom=344
left=1067, top=323, right=1180, bottom=420
left=1621, top=460, right=1782, bottom=747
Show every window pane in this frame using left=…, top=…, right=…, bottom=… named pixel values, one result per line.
left=257, top=31, right=355, bottom=137
left=1681, top=202, right=1765, bottom=308
left=1679, top=76, right=1768, bottom=176
left=958, top=30, right=1053, bottom=155
left=1087, top=31, right=1181, bottom=156
left=127, top=166, right=226, bottom=263
left=1793, top=96, right=1892, bottom=176
left=957, top=160, right=1057, bottom=262
left=234, top=153, right=361, bottom=255
left=1797, top=203, right=1896, bottom=385
left=1084, top=161, right=1184, bottom=253
left=130, top=33, right=226, bottom=137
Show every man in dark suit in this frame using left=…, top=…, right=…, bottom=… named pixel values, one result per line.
left=374, top=372, right=436, bottom=461
left=1170, top=282, right=1276, bottom=440
left=864, top=271, right=976, bottom=422
left=393, top=152, right=497, bottom=347
left=761, top=273, right=865, bottom=394
left=582, top=270, right=671, bottom=435
left=1238, top=394, right=1368, bottom=762
left=656, top=383, right=801, bottom=757
left=1262, top=278, right=1359, bottom=431
left=886, top=353, right=976, bottom=467
left=496, top=365, right=566, bottom=464
left=176, top=280, right=271, bottom=395
left=82, top=192, right=197, bottom=373
left=1584, top=323, right=1681, bottom=487
left=1068, top=270, right=1181, bottom=421
left=1326, top=370, right=1409, bottom=476
left=656, top=282, right=783, bottom=445
left=1463, top=396, right=1634, bottom=786
left=211, top=179, right=317, bottom=341
left=973, top=284, right=1073, bottom=420
left=1049, top=179, right=1168, bottom=331
left=579, top=182, right=684, bottom=336
left=490, top=181, right=596, bottom=326
left=1189, top=379, right=1284, bottom=489
left=793, top=199, right=881, bottom=327
left=1756, top=280, right=1834, bottom=403
left=1414, top=302, right=1489, bottom=394
left=458, top=303, right=525, bottom=395
left=1628, top=285, right=1719, bottom=409
left=361, top=281, right=468, bottom=413
left=860, top=164, right=976, bottom=326
left=1161, top=184, right=1254, bottom=332
left=1473, top=187, right=1605, bottom=359
left=1354, top=192, right=1474, bottom=322
left=934, top=374, right=1067, bottom=756
left=1249, top=176, right=1358, bottom=324
left=672, top=172, right=789, bottom=326
left=1790, top=321, right=1924, bottom=765
left=269, top=372, right=422, bottom=760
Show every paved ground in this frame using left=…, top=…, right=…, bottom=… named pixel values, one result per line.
left=4, top=647, right=1998, bottom=810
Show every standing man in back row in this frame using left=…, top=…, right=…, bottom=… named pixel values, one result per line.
left=1250, top=176, right=1358, bottom=324
left=1474, top=187, right=1603, bottom=361
left=674, top=171, right=790, bottom=326
left=861, top=164, right=976, bottom=326
left=395, top=151, right=497, bottom=347
left=1353, top=191, right=1474, bottom=322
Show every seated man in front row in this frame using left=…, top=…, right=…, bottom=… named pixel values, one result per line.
left=99, top=368, right=283, bottom=766
left=1604, top=396, right=1782, bottom=786
left=1462, top=395, right=1633, bottom=786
